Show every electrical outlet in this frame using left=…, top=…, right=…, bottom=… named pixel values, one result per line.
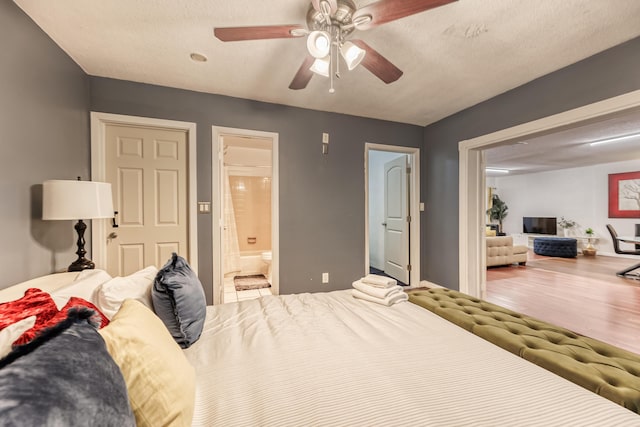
left=322, top=272, right=329, bottom=283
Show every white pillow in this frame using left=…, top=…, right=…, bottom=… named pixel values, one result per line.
left=96, top=266, right=158, bottom=319
left=0, top=316, right=36, bottom=359
left=50, top=269, right=113, bottom=310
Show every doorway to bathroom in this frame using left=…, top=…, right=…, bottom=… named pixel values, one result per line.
left=365, top=143, right=420, bottom=287
left=212, top=126, right=279, bottom=305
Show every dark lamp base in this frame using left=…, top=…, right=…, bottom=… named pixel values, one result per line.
left=69, top=219, right=95, bottom=272
left=68, top=257, right=95, bottom=272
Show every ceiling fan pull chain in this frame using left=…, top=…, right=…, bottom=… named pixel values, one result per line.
left=329, top=31, right=335, bottom=94
left=334, top=26, right=341, bottom=80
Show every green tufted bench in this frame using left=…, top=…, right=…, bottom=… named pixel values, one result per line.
left=408, top=287, right=640, bottom=413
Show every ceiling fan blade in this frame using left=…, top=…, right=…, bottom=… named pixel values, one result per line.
left=351, top=40, right=403, bottom=84
left=353, top=0, right=457, bottom=30
left=289, top=55, right=316, bottom=90
left=214, top=25, right=305, bottom=42
left=311, top=0, right=338, bottom=14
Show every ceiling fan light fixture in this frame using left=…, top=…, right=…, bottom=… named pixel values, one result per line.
left=310, top=57, right=330, bottom=77
left=307, top=30, right=331, bottom=58
left=340, top=41, right=366, bottom=70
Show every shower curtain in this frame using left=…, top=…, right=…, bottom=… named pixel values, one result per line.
left=223, top=169, right=241, bottom=276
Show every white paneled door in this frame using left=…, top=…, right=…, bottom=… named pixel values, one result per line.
left=383, top=155, right=410, bottom=284
left=105, top=124, right=189, bottom=276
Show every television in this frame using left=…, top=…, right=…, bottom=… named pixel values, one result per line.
left=523, top=217, right=557, bottom=235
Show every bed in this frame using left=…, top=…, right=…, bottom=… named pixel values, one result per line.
left=1, top=269, right=640, bottom=426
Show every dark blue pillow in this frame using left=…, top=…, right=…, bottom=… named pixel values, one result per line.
left=152, top=253, right=206, bottom=348
left=0, top=308, right=135, bottom=427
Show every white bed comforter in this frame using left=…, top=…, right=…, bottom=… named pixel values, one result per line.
left=183, top=290, right=639, bottom=426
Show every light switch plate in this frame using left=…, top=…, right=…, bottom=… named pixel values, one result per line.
left=198, top=202, right=211, bottom=213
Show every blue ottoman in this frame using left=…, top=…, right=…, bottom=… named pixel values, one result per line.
left=533, top=237, right=577, bottom=258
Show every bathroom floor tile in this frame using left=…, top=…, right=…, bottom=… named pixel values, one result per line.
left=237, top=289, right=261, bottom=300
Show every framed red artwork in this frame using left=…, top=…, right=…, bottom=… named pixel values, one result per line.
left=608, top=171, right=640, bottom=218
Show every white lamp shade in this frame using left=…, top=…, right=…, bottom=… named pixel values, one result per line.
left=309, top=57, right=330, bottom=77
left=340, top=42, right=366, bottom=70
left=43, top=180, right=114, bottom=220
left=307, top=31, right=331, bottom=59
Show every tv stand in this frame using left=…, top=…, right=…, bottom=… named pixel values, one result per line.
left=517, top=233, right=599, bottom=249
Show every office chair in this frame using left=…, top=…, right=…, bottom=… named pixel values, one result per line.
left=606, top=224, right=640, bottom=278
left=606, top=224, right=640, bottom=255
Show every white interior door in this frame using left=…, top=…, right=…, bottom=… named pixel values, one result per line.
left=105, top=124, right=189, bottom=276
left=383, top=155, right=410, bottom=284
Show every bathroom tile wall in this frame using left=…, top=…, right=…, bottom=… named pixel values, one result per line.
left=229, top=176, right=272, bottom=252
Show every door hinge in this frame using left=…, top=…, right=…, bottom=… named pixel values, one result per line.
left=406, top=167, right=411, bottom=174
left=407, top=264, right=412, bottom=271
left=407, top=215, right=411, bottom=222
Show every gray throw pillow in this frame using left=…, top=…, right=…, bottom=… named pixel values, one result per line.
left=152, top=253, right=206, bottom=348
left=0, top=308, right=135, bottom=427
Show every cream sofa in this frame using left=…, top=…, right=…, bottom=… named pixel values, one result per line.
left=486, top=236, right=528, bottom=267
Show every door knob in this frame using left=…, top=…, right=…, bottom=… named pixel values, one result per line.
left=382, top=222, right=387, bottom=227
left=107, top=232, right=118, bottom=241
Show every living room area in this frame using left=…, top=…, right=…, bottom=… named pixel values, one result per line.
left=481, top=113, right=640, bottom=355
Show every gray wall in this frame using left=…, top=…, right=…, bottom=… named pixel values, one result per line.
left=89, top=78, right=423, bottom=302
left=0, top=2, right=90, bottom=289
left=422, top=36, right=640, bottom=290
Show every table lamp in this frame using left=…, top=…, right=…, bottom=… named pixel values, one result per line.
left=42, top=178, right=114, bottom=271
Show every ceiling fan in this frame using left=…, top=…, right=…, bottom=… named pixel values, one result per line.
left=214, top=0, right=457, bottom=92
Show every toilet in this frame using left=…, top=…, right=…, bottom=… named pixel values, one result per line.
left=261, top=251, right=272, bottom=284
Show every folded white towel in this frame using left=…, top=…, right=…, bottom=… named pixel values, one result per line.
left=352, top=288, right=408, bottom=306
left=352, top=280, right=402, bottom=299
left=361, top=274, right=397, bottom=288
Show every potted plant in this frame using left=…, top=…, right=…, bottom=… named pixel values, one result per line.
left=583, top=227, right=597, bottom=253
left=487, top=194, right=508, bottom=235
left=558, top=217, right=576, bottom=236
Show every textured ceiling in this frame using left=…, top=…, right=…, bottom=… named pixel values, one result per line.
left=485, top=108, right=640, bottom=176
left=13, top=0, right=640, bottom=126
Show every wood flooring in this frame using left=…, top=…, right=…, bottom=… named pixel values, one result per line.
left=485, top=252, right=640, bottom=355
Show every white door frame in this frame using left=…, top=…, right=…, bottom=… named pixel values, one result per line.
left=212, top=126, right=279, bottom=305
left=90, top=112, right=198, bottom=273
left=365, top=143, right=420, bottom=287
left=459, top=89, right=640, bottom=297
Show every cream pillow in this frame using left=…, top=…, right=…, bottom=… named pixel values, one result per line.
left=98, top=299, right=195, bottom=427
left=95, top=266, right=158, bottom=319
